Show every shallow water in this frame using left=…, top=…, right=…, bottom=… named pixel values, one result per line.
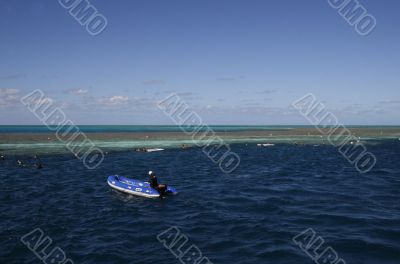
left=1, top=141, right=400, bottom=263
left=1, top=125, right=399, bottom=155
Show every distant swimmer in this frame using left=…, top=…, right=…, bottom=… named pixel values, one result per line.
left=148, top=171, right=167, bottom=197
left=135, top=148, right=146, bottom=152
left=16, top=159, right=32, bottom=168
left=0, top=154, right=5, bottom=160
left=34, top=155, right=44, bottom=169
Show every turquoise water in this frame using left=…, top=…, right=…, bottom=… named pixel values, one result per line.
left=0, top=137, right=324, bottom=155
left=1, top=125, right=399, bottom=155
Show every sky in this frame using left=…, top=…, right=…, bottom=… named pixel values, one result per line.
left=0, top=0, right=399, bottom=125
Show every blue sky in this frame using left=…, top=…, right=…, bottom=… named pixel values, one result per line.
left=0, top=0, right=399, bottom=125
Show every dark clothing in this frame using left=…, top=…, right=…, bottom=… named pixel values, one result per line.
left=149, top=176, right=158, bottom=189
left=149, top=175, right=167, bottom=197
left=157, top=185, right=167, bottom=196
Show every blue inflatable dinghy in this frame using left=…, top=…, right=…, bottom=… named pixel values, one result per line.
left=107, top=175, right=177, bottom=198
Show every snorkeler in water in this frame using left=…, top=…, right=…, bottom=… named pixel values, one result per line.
left=34, top=155, right=44, bottom=169
left=16, top=159, right=23, bottom=167
left=35, top=161, right=43, bottom=169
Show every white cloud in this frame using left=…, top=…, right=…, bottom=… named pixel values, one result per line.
left=0, top=88, right=21, bottom=107
left=99, top=95, right=130, bottom=106
left=0, top=88, right=20, bottom=95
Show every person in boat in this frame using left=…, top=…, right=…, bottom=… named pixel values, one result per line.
left=148, top=171, right=167, bottom=196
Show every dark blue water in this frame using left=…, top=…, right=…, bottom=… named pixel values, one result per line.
left=1, top=141, right=399, bottom=264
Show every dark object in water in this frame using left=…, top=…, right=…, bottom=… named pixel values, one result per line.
left=135, top=148, right=146, bottom=152
left=0, top=154, right=5, bottom=160
left=34, top=155, right=44, bottom=169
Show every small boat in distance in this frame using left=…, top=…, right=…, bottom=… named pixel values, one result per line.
left=146, top=148, right=164, bottom=152
left=135, top=148, right=164, bottom=152
left=257, top=143, right=275, bottom=147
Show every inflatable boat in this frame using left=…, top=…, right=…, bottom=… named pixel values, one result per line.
left=107, top=175, right=177, bottom=198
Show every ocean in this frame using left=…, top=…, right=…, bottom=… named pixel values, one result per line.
left=1, top=125, right=400, bottom=155
left=0, top=126, right=400, bottom=263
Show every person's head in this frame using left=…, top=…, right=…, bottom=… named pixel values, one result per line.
left=148, top=170, right=156, bottom=177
